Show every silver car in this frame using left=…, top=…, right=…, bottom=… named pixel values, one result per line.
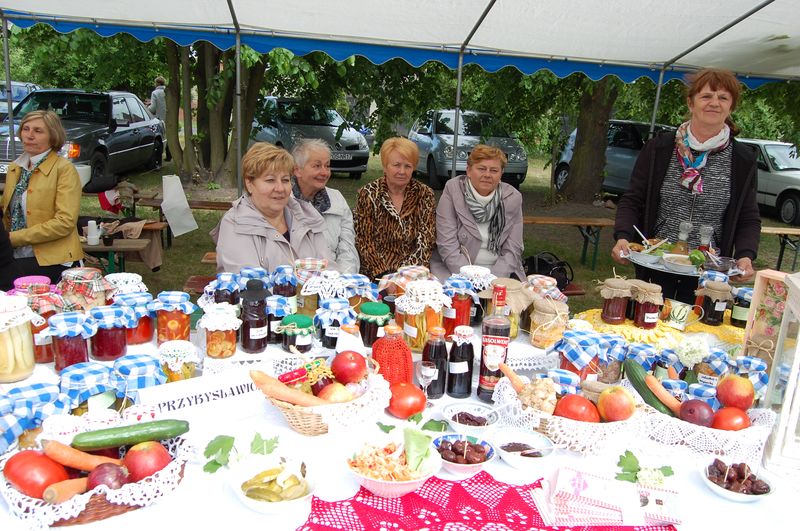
left=738, top=138, right=800, bottom=225
left=0, top=81, right=41, bottom=120
left=408, top=109, right=528, bottom=189
left=250, top=96, right=369, bottom=179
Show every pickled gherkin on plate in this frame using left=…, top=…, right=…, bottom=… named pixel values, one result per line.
left=241, top=463, right=309, bottom=502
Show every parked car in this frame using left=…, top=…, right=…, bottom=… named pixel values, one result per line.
left=737, top=138, right=800, bottom=225
left=0, top=81, right=41, bottom=120
left=0, top=89, right=165, bottom=193
left=554, top=119, right=676, bottom=195
left=408, top=109, right=528, bottom=189
left=250, top=96, right=369, bottom=179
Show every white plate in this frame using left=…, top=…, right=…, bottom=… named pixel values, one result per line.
left=698, top=464, right=774, bottom=503
left=227, top=455, right=314, bottom=514
left=492, top=428, right=555, bottom=472
left=441, top=402, right=499, bottom=438
left=627, top=251, right=700, bottom=277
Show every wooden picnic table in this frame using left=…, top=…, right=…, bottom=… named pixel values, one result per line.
left=523, top=216, right=615, bottom=271
left=761, top=225, right=800, bottom=271
left=201, top=251, right=217, bottom=265
left=82, top=238, right=150, bottom=274
left=134, top=198, right=232, bottom=248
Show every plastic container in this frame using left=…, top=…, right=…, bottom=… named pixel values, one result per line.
left=151, top=291, right=197, bottom=345
left=113, top=292, right=155, bottom=345
left=279, top=314, right=315, bottom=354
left=0, top=295, right=40, bottom=383
left=47, top=311, right=98, bottom=373
left=89, top=305, right=135, bottom=361
left=197, top=303, right=242, bottom=359
left=357, top=301, right=391, bottom=348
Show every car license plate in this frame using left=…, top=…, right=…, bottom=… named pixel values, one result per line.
left=0, top=164, right=7, bottom=175
left=331, top=153, right=353, bottom=161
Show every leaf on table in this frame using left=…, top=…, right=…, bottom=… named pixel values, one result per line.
left=376, top=422, right=396, bottom=433
left=617, top=450, right=640, bottom=475
left=615, top=471, right=639, bottom=483
left=421, top=419, right=449, bottom=432
left=251, top=433, right=279, bottom=455
left=407, top=413, right=423, bottom=425
left=659, top=466, right=674, bottom=477
left=203, top=434, right=235, bottom=473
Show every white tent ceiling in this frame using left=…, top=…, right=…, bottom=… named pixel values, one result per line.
left=2, top=0, right=799, bottom=87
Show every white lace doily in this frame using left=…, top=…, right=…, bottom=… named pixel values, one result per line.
left=504, top=342, right=560, bottom=373
left=395, top=280, right=450, bottom=314
left=0, top=437, right=192, bottom=530
left=307, top=373, right=391, bottom=432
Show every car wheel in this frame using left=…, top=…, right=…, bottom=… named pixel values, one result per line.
left=427, top=157, right=444, bottom=190
left=83, top=151, right=115, bottom=193
left=350, top=172, right=363, bottom=180
left=146, top=139, right=163, bottom=170
left=554, top=163, right=570, bottom=192
left=778, top=193, right=800, bottom=225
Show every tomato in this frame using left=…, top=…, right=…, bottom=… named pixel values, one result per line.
left=331, top=351, right=368, bottom=384
left=711, top=406, right=751, bottom=431
left=3, top=450, right=69, bottom=499
left=387, top=382, right=426, bottom=419
left=553, top=394, right=600, bottom=423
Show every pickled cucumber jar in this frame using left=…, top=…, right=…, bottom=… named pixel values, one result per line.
left=394, top=280, right=449, bottom=352
left=57, top=267, right=115, bottom=311
left=314, top=298, right=356, bottom=350
left=278, top=314, right=315, bottom=354
left=113, top=292, right=155, bottom=345
left=159, top=340, right=201, bottom=381
left=0, top=295, right=42, bottom=383
left=46, top=311, right=98, bottom=373
left=89, top=305, right=136, bottom=361
left=484, top=278, right=535, bottom=340
left=149, top=291, right=197, bottom=345
left=357, top=302, right=392, bottom=347
left=270, top=265, right=298, bottom=313
left=529, top=298, right=569, bottom=349
left=197, top=303, right=242, bottom=359
left=112, top=354, right=167, bottom=403
left=59, top=362, right=115, bottom=415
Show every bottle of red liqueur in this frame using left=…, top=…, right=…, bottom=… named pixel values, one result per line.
left=477, top=284, right=511, bottom=402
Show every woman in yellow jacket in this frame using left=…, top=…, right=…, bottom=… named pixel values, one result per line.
left=2, top=110, right=83, bottom=283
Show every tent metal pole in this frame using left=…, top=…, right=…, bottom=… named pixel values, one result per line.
left=648, top=68, right=666, bottom=138
left=1, top=15, right=18, bottom=159
left=451, top=0, right=497, bottom=180
left=226, top=0, right=242, bottom=197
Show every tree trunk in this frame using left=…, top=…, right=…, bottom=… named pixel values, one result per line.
left=180, top=46, right=196, bottom=182
left=195, top=42, right=211, bottom=172
left=164, top=41, right=183, bottom=173
left=562, top=76, right=619, bottom=202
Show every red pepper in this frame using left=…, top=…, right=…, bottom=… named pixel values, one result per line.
left=278, top=367, right=308, bottom=385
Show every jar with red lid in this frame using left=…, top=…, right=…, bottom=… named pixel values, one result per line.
left=442, top=276, right=478, bottom=338
left=197, top=303, right=242, bottom=359
left=599, top=278, right=632, bottom=325
left=270, top=265, right=298, bottom=313
left=151, top=291, right=197, bottom=345
left=632, top=282, right=663, bottom=330
left=46, top=311, right=98, bottom=373
left=89, top=305, right=135, bottom=361
left=113, top=292, right=155, bottom=344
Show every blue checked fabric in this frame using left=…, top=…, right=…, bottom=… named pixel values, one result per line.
left=442, top=275, right=479, bottom=303
left=547, top=369, right=580, bottom=395
left=704, top=348, right=730, bottom=376
left=45, top=311, right=98, bottom=338
left=0, top=383, right=70, bottom=453
left=111, top=354, right=166, bottom=402
left=113, top=292, right=155, bottom=320
left=215, top=272, right=240, bottom=293
left=626, top=343, right=659, bottom=371
left=731, top=286, right=754, bottom=303
left=340, top=274, right=379, bottom=301
left=89, top=305, right=137, bottom=329
left=698, top=270, right=729, bottom=288
left=266, top=295, right=292, bottom=318
left=549, top=329, right=602, bottom=371
left=149, top=291, right=197, bottom=314
left=733, top=356, right=769, bottom=394
left=661, top=378, right=688, bottom=400
left=314, top=298, right=356, bottom=328
left=658, top=349, right=686, bottom=373
left=778, top=362, right=791, bottom=384
left=686, top=383, right=720, bottom=410
left=238, top=267, right=269, bottom=290
left=595, top=333, right=627, bottom=364
left=270, top=265, right=297, bottom=288
left=60, top=362, right=114, bottom=408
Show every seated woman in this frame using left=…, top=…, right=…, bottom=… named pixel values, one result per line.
left=430, top=144, right=525, bottom=280
left=1, top=110, right=83, bottom=283
left=292, top=139, right=359, bottom=273
left=353, top=137, right=436, bottom=280
left=212, top=142, right=336, bottom=272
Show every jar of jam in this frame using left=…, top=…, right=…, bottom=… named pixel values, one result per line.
left=271, top=265, right=298, bottom=313
left=47, top=311, right=98, bottom=373
left=59, top=362, right=113, bottom=414
left=596, top=335, right=627, bottom=384
left=395, top=280, right=447, bottom=352
left=113, top=354, right=167, bottom=403
left=89, top=305, right=135, bottom=361
left=600, top=278, right=632, bottom=325
left=197, top=303, right=242, bottom=359
left=529, top=298, right=569, bottom=349
left=158, top=340, right=200, bottom=381
left=442, top=276, right=477, bottom=338
left=695, top=348, right=729, bottom=387
left=314, top=298, right=356, bottom=350
left=697, top=281, right=731, bottom=327
left=558, top=332, right=599, bottom=381
left=632, top=282, right=663, bottom=329
left=279, top=314, right=315, bottom=353
left=57, top=267, right=115, bottom=311
left=240, top=279, right=269, bottom=353
left=214, top=272, right=241, bottom=305
left=625, top=279, right=650, bottom=321
left=661, top=379, right=688, bottom=401
left=357, top=302, right=391, bottom=347
left=237, top=267, right=269, bottom=291
left=266, top=295, right=291, bottom=345
left=151, top=291, right=196, bottom=345
left=730, top=287, right=753, bottom=329
left=113, top=292, right=155, bottom=345
left=371, top=324, right=413, bottom=385
left=343, top=273, right=379, bottom=314
left=23, top=283, right=68, bottom=364
left=458, top=265, right=496, bottom=326
left=0, top=295, right=40, bottom=383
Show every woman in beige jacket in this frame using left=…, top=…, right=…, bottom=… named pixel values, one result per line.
left=212, top=143, right=336, bottom=273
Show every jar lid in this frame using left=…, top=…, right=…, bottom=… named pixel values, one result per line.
left=197, top=303, right=242, bottom=331
left=626, top=279, right=651, bottom=289
left=281, top=314, right=313, bottom=328
left=396, top=280, right=449, bottom=314
left=0, top=294, right=44, bottom=332
left=158, top=340, right=201, bottom=367
left=360, top=302, right=390, bottom=316
left=491, top=277, right=523, bottom=292
left=150, top=291, right=197, bottom=314
left=104, top=272, right=148, bottom=295
left=340, top=323, right=360, bottom=334
left=428, top=326, right=445, bottom=338
left=113, top=292, right=154, bottom=319
left=112, top=354, right=168, bottom=396
left=57, top=267, right=114, bottom=294
left=533, top=297, right=569, bottom=316
left=384, top=323, right=402, bottom=335
left=59, top=362, right=112, bottom=403
left=271, top=265, right=297, bottom=286
left=238, top=267, right=269, bottom=290
left=604, top=278, right=631, bottom=290
left=89, top=305, right=137, bottom=329
left=458, top=265, right=496, bottom=292
left=242, top=279, right=268, bottom=300
left=642, top=282, right=662, bottom=294
left=453, top=325, right=474, bottom=339
left=13, top=275, right=52, bottom=290
left=733, top=287, right=753, bottom=303
left=47, top=311, right=98, bottom=338
left=265, top=295, right=291, bottom=316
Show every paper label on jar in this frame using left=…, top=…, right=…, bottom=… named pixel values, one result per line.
left=731, top=305, right=749, bottom=321
left=403, top=321, right=418, bottom=338
left=644, top=312, right=659, bottom=323
left=449, top=361, right=469, bottom=374
left=377, top=326, right=385, bottom=338
left=270, top=320, right=281, bottom=332
left=715, top=301, right=728, bottom=312
left=296, top=297, right=305, bottom=309
left=697, top=373, right=719, bottom=387
left=470, top=307, right=477, bottom=318
left=295, top=334, right=312, bottom=346
left=287, top=296, right=298, bottom=314
left=325, top=326, right=340, bottom=338
left=443, top=307, right=456, bottom=319
left=34, top=332, right=52, bottom=346
left=248, top=326, right=268, bottom=340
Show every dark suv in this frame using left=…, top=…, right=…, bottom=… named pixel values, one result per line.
left=1, top=89, right=165, bottom=193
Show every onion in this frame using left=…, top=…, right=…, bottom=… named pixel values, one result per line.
left=87, top=463, right=129, bottom=490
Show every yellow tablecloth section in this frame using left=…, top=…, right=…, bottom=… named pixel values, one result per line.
left=576, top=308, right=746, bottom=350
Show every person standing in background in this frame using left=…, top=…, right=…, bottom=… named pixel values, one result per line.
left=1, top=214, right=22, bottom=291
left=148, top=76, right=171, bottom=162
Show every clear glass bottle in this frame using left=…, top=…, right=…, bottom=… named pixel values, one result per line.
left=672, top=220, right=693, bottom=255
left=422, top=326, right=447, bottom=399
left=698, top=224, right=714, bottom=253
left=477, top=285, right=511, bottom=402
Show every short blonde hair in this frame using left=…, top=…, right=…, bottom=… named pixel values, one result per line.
left=467, top=144, right=507, bottom=170
left=380, top=137, right=418, bottom=168
left=20, top=110, right=66, bottom=151
left=242, top=142, right=295, bottom=188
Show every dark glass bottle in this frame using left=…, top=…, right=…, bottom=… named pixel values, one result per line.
left=447, top=325, right=474, bottom=398
left=240, top=279, right=268, bottom=353
left=422, top=326, right=447, bottom=399
left=477, top=285, right=511, bottom=402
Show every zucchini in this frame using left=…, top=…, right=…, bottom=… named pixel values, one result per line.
left=623, top=359, right=675, bottom=417
left=71, top=419, right=190, bottom=450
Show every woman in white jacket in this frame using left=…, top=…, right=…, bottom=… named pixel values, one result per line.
left=291, top=139, right=359, bottom=273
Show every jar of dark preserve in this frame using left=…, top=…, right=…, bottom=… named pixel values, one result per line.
left=625, top=279, right=649, bottom=321
left=240, top=279, right=268, bottom=353
left=730, top=287, right=753, bottom=329
left=314, top=298, right=356, bottom=350
left=698, top=281, right=731, bottom=327
left=271, top=265, right=298, bottom=313
left=266, top=295, right=291, bottom=344
left=214, top=272, right=240, bottom=305
left=357, top=301, right=391, bottom=347
left=600, top=278, right=632, bottom=325
left=279, top=314, right=314, bottom=353
left=422, top=326, right=448, bottom=399
left=113, top=292, right=154, bottom=345
left=447, top=325, right=474, bottom=398
left=89, top=305, right=134, bottom=361
left=48, top=311, right=98, bottom=373
left=632, top=282, right=663, bottom=330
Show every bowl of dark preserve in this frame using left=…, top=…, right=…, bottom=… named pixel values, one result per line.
left=441, top=402, right=498, bottom=439
left=492, top=428, right=555, bottom=471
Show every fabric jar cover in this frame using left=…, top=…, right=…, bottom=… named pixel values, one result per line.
left=395, top=279, right=451, bottom=314
left=698, top=270, right=729, bottom=288
left=0, top=382, right=70, bottom=453
left=44, top=311, right=98, bottom=339
left=546, top=368, right=580, bottom=395
left=626, top=342, right=659, bottom=371
left=314, top=298, right=357, bottom=329
left=25, top=283, right=73, bottom=315
left=215, top=272, right=240, bottom=293
left=89, top=305, right=138, bottom=330
left=686, top=383, right=720, bottom=410
left=238, top=267, right=269, bottom=290
left=265, top=295, right=292, bottom=318
left=270, top=264, right=298, bottom=288
left=57, top=267, right=115, bottom=309
left=301, top=269, right=350, bottom=299
left=113, top=292, right=155, bottom=320
left=658, top=348, right=686, bottom=373
left=595, top=333, right=628, bottom=365
left=661, top=378, right=688, bottom=400
left=703, top=348, right=731, bottom=376
left=12, top=275, right=55, bottom=293
left=111, top=353, right=167, bottom=402
left=378, top=265, right=432, bottom=292
left=524, top=274, right=567, bottom=303
left=733, top=355, right=769, bottom=394
left=278, top=314, right=315, bottom=336
left=443, top=275, right=480, bottom=303
left=340, top=273, right=380, bottom=301
left=295, top=257, right=329, bottom=284
left=458, top=265, right=496, bottom=292
left=732, top=286, right=754, bottom=304
left=104, top=272, right=149, bottom=295
left=197, top=302, right=242, bottom=331
left=549, top=329, right=601, bottom=371
left=59, top=361, right=114, bottom=407
left=159, top=340, right=201, bottom=373
left=149, top=291, right=197, bottom=314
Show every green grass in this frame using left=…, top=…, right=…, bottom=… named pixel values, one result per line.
left=83, top=156, right=794, bottom=314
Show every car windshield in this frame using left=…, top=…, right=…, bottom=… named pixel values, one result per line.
left=435, top=111, right=509, bottom=137
left=276, top=101, right=344, bottom=126
left=764, top=143, right=800, bottom=171
left=13, top=93, right=109, bottom=124
left=0, top=85, right=32, bottom=102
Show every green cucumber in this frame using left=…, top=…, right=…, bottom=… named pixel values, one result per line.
left=623, top=359, right=675, bottom=417
left=71, top=419, right=190, bottom=450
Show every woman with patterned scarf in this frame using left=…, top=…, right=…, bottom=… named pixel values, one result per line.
left=1, top=110, right=83, bottom=283
left=430, top=144, right=525, bottom=280
left=613, top=68, right=760, bottom=304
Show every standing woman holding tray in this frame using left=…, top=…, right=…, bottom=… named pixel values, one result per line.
left=612, top=68, right=760, bottom=303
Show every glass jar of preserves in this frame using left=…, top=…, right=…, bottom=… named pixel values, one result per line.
left=459, top=265, right=496, bottom=326
left=271, top=265, right=298, bottom=313
left=113, top=292, right=155, bottom=345
left=661, top=378, right=688, bottom=401
left=357, top=301, right=391, bottom=348
left=152, top=291, right=196, bottom=345
left=600, top=278, right=632, bottom=325
left=485, top=278, right=535, bottom=340
left=279, top=314, right=315, bottom=354
left=521, top=275, right=566, bottom=329
left=266, top=295, right=291, bottom=345
left=371, top=324, right=413, bottom=385
left=395, top=280, right=448, bottom=352
left=294, top=258, right=329, bottom=317
left=529, top=298, right=569, bottom=349
left=23, top=283, right=69, bottom=364
left=240, top=279, right=269, bottom=353
left=213, top=272, right=241, bottom=305
left=11, top=275, right=53, bottom=295
left=113, top=354, right=168, bottom=403
left=632, top=282, right=663, bottom=329
left=377, top=265, right=433, bottom=298
left=47, top=311, right=98, bottom=373
left=343, top=273, right=379, bottom=314
left=0, top=295, right=41, bottom=383
left=730, top=287, right=753, bottom=329
left=695, top=348, right=729, bottom=387
left=237, top=267, right=269, bottom=291
left=59, top=362, right=114, bottom=414
left=104, top=272, right=148, bottom=298
left=625, top=279, right=650, bottom=321
left=596, top=335, right=627, bottom=384
left=314, top=298, right=356, bottom=350
left=558, top=330, right=599, bottom=381
left=158, top=340, right=200, bottom=381
left=57, top=267, right=115, bottom=311
left=442, top=276, right=478, bottom=338
left=697, top=281, right=731, bottom=327
left=197, top=303, right=241, bottom=359
left=89, top=305, right=135, bottom=361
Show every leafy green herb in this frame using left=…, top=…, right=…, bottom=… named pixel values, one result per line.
left=407, top=413, right=423, bottom=424
left=615, top=450, right=673, bottom=484
left=421, top=419, right=449, bottom=432
left=251, top=433, right=279, bottom=455
left=203, top=435, right=235, bottom=473
left=617, top=450, right=640, bottom=474
left=659, top=466, right=675, bottom=477
left=376, top=422, right=396, bottom=433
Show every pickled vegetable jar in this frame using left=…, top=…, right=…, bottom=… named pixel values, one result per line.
left=0, top=295, right=40, bottom=383
left=395, top=280, right=449, bottom=352
left=279, top=314, right=314, bottom=353
left=357, top=302, right=391, bottom=347
left=197, top=303, right=242, bottom=359
left=57, top=267, right=114, bottom=311
left=113, top=292, right=155, bottom=344
left=159, top=340, right=200, bottom=381
left=89, top=305, right=135, bottom=361
left=529, top=298, right=569, bottom=349
left=47, top=311, right=98, bottom=373
left=151, top=291, right=197, bottom=345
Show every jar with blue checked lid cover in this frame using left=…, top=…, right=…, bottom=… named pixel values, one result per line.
left=48, top=311, right=98, bottom=373
left=89, top=305, right=134, bottom=361
left=730, top=287, right=753, bottom=329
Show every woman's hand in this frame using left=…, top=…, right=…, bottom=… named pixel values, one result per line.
left=611, top=239, right=631, bottom=265
left=731, top=257, right=755, bottom=282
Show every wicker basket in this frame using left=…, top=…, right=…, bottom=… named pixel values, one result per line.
left=270, top=398, right=329, bottom=436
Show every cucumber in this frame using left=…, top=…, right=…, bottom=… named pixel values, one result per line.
left=71, top=419, right=190, bottom=450
left=623, top=359, right=675, bottom=417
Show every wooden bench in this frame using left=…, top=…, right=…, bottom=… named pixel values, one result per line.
left=201, top=251, right=217, bottom=265
left=183, top=275, right=216, bottom=295
left=561, top=282, right=586, bottom=297
left=523, top=216, right=615, bottom=271
left=761, top=226, right=800, bottom=271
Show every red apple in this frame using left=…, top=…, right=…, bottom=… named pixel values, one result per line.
left=123, top=441, right=172, bottom=482
left=596, top=386, right=636, bottom=422
left=679, top=399, right=714, bottom=427
left=317, top=382, right=356, bottom=403
left=331, top=351, right=368, bottom=384
left=716, top=374, right=755, bottom=410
